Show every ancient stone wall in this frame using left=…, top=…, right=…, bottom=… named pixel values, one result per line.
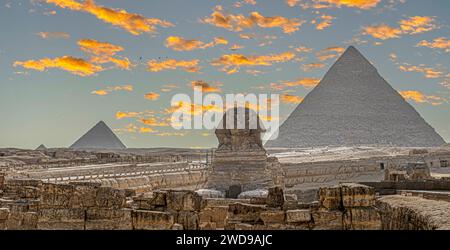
left=376, top=195, right=450, bottom=230
left=1, top=179, right=448, bottom=230
left=281, top=159, right=382, bottom=187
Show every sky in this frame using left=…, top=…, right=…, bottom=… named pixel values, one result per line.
left=0, top=0, right=449, bottom=149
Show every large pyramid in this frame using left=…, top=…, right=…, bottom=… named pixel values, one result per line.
left=70, top=121, right=126, bottom=150
left=266, top=46, right=445, bottom=148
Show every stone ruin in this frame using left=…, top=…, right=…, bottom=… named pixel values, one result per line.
left=206, top=107, right=283, bottom=196
left=384, top=162, right=432, bottom=181
left=2, top=176, right=450, bottom=230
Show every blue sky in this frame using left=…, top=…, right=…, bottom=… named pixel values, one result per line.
left=0, top=0, right=449, bottom=149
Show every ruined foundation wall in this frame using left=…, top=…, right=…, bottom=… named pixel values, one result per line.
left=1, top=179, right=449, bottom=230
left=282, top=159, right=382, bottom=187
left=376, top=195, right=450, bottom=230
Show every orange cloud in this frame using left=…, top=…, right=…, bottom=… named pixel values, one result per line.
left=294, top=46, right=313, bottom=53
left=301, top=63, right=326, bottom=71
left=116, top=111, right=141, bottom=119
left=139, top=127, right=156, bottom=133
left=234, top=0, right=257, bottom=8
left=271, top=78, right=320, bottom=91
left=165, top=101, right=222, bottom=117
left=91, top=84, right=133, bottom=95
left=398, top=64, right=443, bottom=79
left=281, top=94, right=303, bottom=104
left=399, top=90, right=446, bottom=106
left=211, top=51, right=295, bottom=74
left=286, top=0, right=300, bottom=7
left=295, top=0, right=381, bottom=9
left=316, top=46, right=345, bottom=61
left=140, top=118, right=169, bottom=127
left=312, top=15, right=334, bottom=30
left=36, top=31, right=70, bottom=39
left=144, top=92, right=160, bottom=100
left=165, top=36, right=228, bottom=51
left=78, top=39, right=131, bottom=70
left=46, top=0, right=173, bottom=35
left=191, top=80, right=222, bottom=93
left=399, top=16, right=437, bottom=35
left=147, top=59, right=200, bottom=73
left=315, top=0, right=380, bottom=9
left=13, top=56, right=103, bottom=76
left=203, top=6, right=304, bottom=34
left=363, top=24, right=402, bottom=40
left=363, top=16, right=438, bottom=40
left=417, top=37, right=450, bottom=53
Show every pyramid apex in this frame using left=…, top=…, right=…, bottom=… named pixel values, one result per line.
left=36, top=144, right=47, bottom=150
left=69, top=120, right=126, bottom=150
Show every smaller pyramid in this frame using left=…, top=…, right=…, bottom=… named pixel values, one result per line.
left=69, top=121, right=126, bottom=150
left=36, top=144, right=47, bottom=150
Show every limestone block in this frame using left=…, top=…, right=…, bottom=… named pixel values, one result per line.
left=133, top=191, right=167, bottom=211
left=235, top=223, right=253, bottom=230
left=40, top=183, right=74, bottom=209
left=38, top=208, right=85, bottom=230
left=318, top=185, right=341, bottom=210
left=0, top=208, right=10, bottom=220
left=198, top=206, right=228, bottom=228
left=171, top=223, right=184, bottom=230
left=71, top=183, right=99, bottom=208
left=150, top=191, right=167, bottom=207
left=311, top=210, right=343, bottom=230
left=343, top=208, right=381, bottom=230
left=176, top=211, right=199, bottom=230
left=6, top=211, right=38, bottom=230
left=199, top=222, right=217, bottom=230
left=166, top=190, right=202, bottom=212
left=132, top=210, right=175, bottom=230
left=266, top=186, right=284, bottom=208
left=286, top=209, right=311, bottom=223
left=95, top=187, right=126, bottom=209
left=341, top=184, right=375, bottom=208
left=86, top=208, right=132, bottom=230
left=227, top=202, right=266, bottom=223
left=260, top=210, right=285, bottom=225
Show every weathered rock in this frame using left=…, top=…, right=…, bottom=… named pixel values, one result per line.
left=318, top=185, right=341, bottom=210
left=86, top=208, right=132, bottom=230
left=286, top=209, right=311, bottom=223
left=311, top=210, right=343, bottom=230
left=238, top=189, right=268, bottom=199
left=0, top=208, right=10, bottom=220
left=235, top=223, right=254, bottom=230
left=376, top=195, right=450, bottom=230
left=176, top=211, right=199, bottom=230
left=228, top=202, right=266, bottom=223
left=343, top=208, right=381, bottom=230
left=6, top=211, right=38, bottom=230
left=132, top=210, right=174, bottom=230
left=38, top=208, right=85, bottom=230
left=199, top=206, right=228, bottom=228
left=166, top=190, right=202, bottom=212
left=260, top=210, right=285, bottom=224
left=267, top=186, right=284, bottom=208
left=341, top=183, right=375, bottom=208
left=40, top=183, right=74, bottom=209
left=199, top=222, right=217, bottom=230
left=171, top=223, right=184, bottom=230
left=195, top=189, right=224, bottom=199
left=95, top=187, right=126, bottom=209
